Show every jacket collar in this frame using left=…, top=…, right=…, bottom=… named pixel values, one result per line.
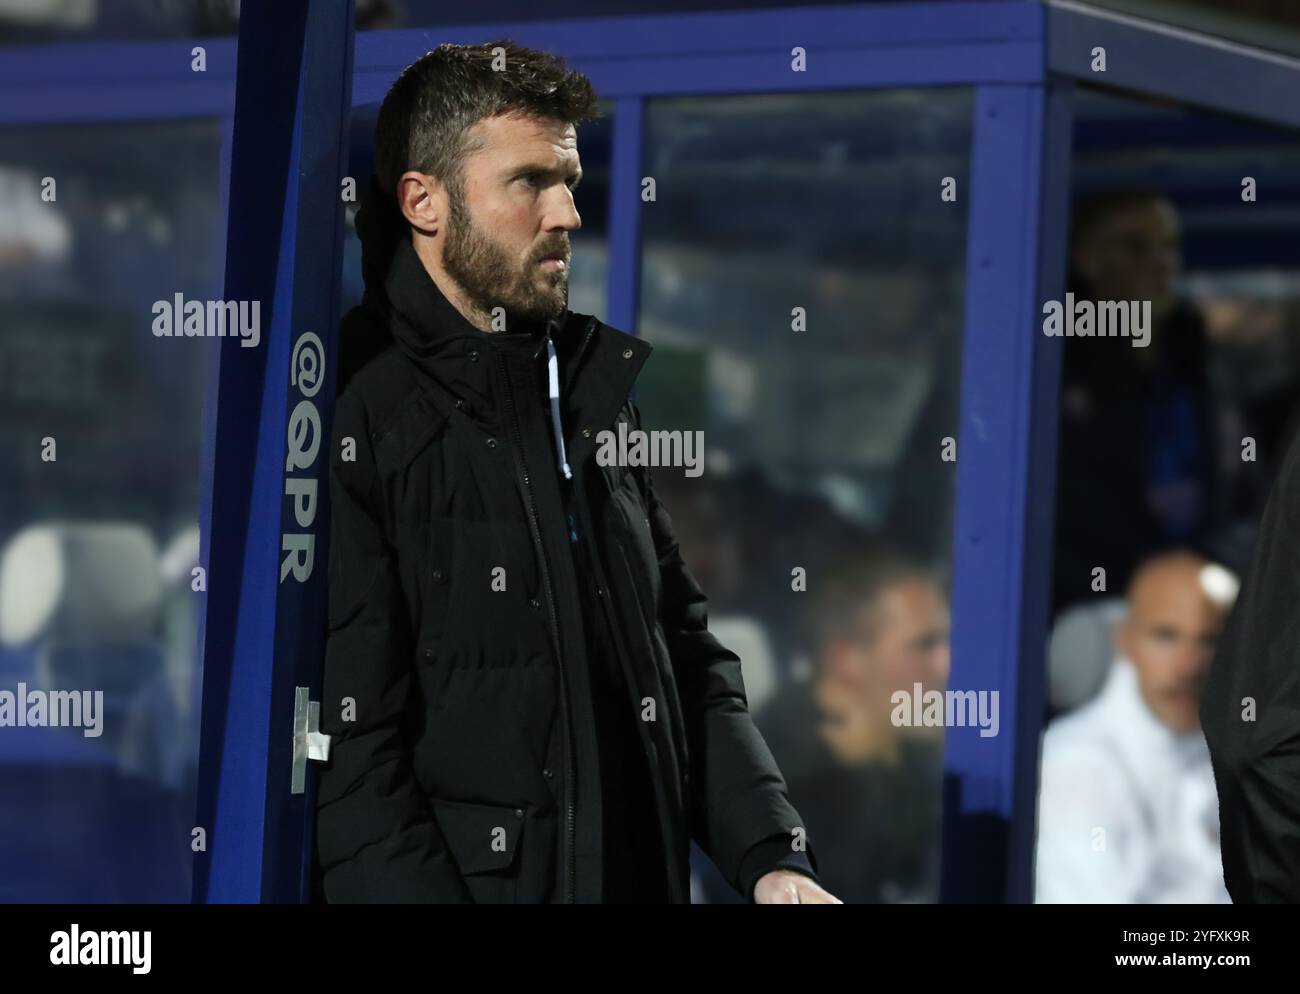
left=382, top=235, right=652, bottom=467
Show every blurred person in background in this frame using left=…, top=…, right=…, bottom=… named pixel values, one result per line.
left=1053, top=191, right=1222, bottom=615
left=1035, top=549, right=1233, bottom=903
left=649, top=462, right=876, bottom=683
left=757, top=547, right=950, bottom=903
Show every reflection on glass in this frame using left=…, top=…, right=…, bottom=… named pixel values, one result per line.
left=1039, top=87, right=1300, bottom=903
left=636, top=89, right=971, bottom=903
left=0, top=119, right=220, bottom=901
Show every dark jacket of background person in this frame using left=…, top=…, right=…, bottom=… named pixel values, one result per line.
left=1052, top=274, right=1221, bottom=614
left=313, top=187, right=817, bottom=903
left=1201, top=425, right=1300, bottom=903
left=756, top=685, right=942, bottom=904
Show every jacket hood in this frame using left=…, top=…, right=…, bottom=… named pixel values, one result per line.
left=336, top=177, right=403, bottom=395
left=355, top=174, right=407, bottom=321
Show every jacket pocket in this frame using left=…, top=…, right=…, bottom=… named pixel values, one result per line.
left=430, top=797, right=526, bottom=904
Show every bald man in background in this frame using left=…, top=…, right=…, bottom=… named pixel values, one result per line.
left=1034, top=550, right=1234, bottom=903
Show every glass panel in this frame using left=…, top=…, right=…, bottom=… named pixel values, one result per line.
left=636, top=88, right=972, bottom=903
left=1038, top=86, right=1300, bottom=903
left=0, top=119, right=222, bottom=900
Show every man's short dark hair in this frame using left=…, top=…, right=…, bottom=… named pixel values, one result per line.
left=374, top=39, right=601, bottom=209
left=801, top=547, right=944, bottom=657
left=1069, top=189, right=1172, bottom=248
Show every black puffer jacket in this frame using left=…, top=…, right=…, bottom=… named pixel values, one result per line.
left=1201, top=420, right=1300, bottom=903
left=314, top=188, right=818, bottom=903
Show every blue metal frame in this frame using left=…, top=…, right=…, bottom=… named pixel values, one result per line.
left=0, top=39, right=236, bottom=123
left=350, top=2, right=1043, bottom=102
left=941, top=76, right=1074, bottom=903
left=606, top=97, right=645, bottom=336
left=1047, top=0, right=1300, bottom=130
left=8, top=1, right=1300, bottom=903
left=191, top=0, right=354, bottom=903
left=0, top=1, right=1043, bottom=126
left=8, top=1, right=1298, bottom=125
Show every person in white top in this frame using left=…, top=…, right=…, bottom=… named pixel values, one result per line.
left=1035, top=550, right=1234, bottom=903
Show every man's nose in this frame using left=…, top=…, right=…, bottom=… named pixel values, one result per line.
left=544, top=187, right=582, bottom=233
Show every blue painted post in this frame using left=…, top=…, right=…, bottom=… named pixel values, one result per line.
left=193, top=0, right=355, bottom=903
left=606, top=96, right=645, bottom=335
left=940, top=77, right=1074, bottom=903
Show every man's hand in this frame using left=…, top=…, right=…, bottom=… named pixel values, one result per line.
left=754, top=870, right=843, bottom=904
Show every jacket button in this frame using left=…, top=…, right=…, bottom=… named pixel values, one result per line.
left=423, top=648, right=433, bottom=660
left=622, top=348, right=633, bottom=359
left=581, top=427, right=591, bottom=438
left=529, top=597, right=541, bottom=610
left=432, top=569, right=445, bottom=583
left=468, top=349, right=479, bottom=362
left=485, top=437, right=497, bottom=449
left=454, top=399, right=465, bottom=410
left=595, top=586, right=604, bottom=597
left=514, top=808, right=524, bottom=819
left=542, top=768, right=554, bottom=780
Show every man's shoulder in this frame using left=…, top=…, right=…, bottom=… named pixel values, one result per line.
left=1039, top=670, right=1164, bottom=816
left=328, top=347, right=436, bottom=510
left=1040, top=673, right=1130, bottom=768
left=334, top=337, right=418, bottom=435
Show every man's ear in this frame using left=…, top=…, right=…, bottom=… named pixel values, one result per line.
left=396, top=171, right=441, bottom=233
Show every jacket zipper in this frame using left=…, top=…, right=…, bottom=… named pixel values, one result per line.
left=574, top=315, right=599, bottom=370
left=572, top=471, right=688, bottom=904
left=493, top=346, right=577, bottom=904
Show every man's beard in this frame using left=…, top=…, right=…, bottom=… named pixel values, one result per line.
left=442, top=183, right=568, bottom=330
